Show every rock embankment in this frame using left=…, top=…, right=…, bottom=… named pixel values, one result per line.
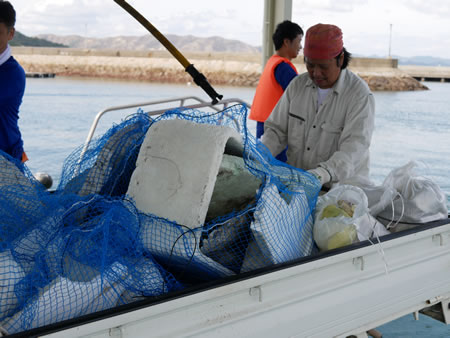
left=14, top=53, right=428, bottom=91
left=350, top=67, right=428, bottom=91
left=359, top=75, right=428, bottom=91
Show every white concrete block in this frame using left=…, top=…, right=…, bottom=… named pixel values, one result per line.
left=127, top=119, right=243, bottom=228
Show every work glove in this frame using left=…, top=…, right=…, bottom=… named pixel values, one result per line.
left=307, top=167, right=331, bottom=186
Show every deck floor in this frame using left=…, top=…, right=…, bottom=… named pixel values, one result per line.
left=376, top=313, right=450, bottom=337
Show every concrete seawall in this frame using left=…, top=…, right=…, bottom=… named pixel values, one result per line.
left=12, top=47, right=428, bottom=91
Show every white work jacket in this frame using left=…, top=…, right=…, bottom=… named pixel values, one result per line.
left=262, top=68, right=375, bottom=183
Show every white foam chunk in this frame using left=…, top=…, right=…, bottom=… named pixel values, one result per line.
left=127, top=119, right=242, bottom=228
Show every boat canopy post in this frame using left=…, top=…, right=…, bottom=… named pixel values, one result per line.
left=262, top=0, right=293, bottom=69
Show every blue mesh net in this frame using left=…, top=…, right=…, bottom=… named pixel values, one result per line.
left=0, top=104, right=320, bottom=335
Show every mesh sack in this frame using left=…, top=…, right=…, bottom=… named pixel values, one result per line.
left=0, top=104, right=320, bottom=334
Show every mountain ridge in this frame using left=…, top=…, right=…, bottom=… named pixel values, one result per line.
left=36, top=33, right=261, bottom=53
left=11, top=31, right=67, bottom=48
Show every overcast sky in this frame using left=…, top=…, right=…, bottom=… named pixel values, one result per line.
left=9, top=0, right=450, bottom=58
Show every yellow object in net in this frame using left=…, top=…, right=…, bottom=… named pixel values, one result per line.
left=320, top=204, right=350, bottom=220
left=327, top=224, right=357, bottom=250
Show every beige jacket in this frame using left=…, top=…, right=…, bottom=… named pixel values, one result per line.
left=262, top=68, right=375, bottom=183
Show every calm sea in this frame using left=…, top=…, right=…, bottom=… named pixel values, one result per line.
left=17, top=76, right=450, bottom=335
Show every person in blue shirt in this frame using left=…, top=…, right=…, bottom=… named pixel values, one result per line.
left=0, top=1, right=26, bottom=162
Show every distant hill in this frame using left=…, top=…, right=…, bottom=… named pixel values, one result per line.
left=352, top=53, right=450, bottom=67
left=10, top=31, right=67, bottom=48
left=396, top=55, right=450, bottom=67
left=36, top=33, right=260, bottom=53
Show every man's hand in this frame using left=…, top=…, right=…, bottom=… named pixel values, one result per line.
left=307, top=167, right=331, bottom=186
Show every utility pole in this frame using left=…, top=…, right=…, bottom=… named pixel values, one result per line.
left=388, top=23, right=392, bottom=58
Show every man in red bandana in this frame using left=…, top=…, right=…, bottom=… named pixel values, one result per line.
left=262, top=23, right=375, bottom=187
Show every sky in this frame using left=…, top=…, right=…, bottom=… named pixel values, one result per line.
left=9, top=0, right=450, bottom=59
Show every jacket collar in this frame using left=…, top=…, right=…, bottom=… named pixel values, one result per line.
left=0, top=45, right=11, bottom=66
left=305, top=68, right=348, bottom=94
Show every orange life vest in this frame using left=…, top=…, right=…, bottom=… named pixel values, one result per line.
left=249, top=55, right=297, bottom=122
left=21, top=151, right=28, bottom=163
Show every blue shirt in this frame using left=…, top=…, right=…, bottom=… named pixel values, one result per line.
left=274, top=61, right=297, bottom=90
left=0, top=56, right=25, bottom=160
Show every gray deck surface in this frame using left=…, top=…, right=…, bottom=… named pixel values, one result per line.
left=376, top=314, right=450, bottom=337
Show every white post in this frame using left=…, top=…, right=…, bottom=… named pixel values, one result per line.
left=388, top=23, right=393, bottom=58
left=262, top=0, right=293, bottom=70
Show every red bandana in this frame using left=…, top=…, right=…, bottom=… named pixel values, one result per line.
left=304, top=24, right=343, bottom=59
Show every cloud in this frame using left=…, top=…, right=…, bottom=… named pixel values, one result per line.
left=293, top=0, right=369, bottom=13
left=292, top=0, right=450, bottom=58
left=14, top=0, right=263, bottom=45
left=10, top=0, right=450, bottom=58
left=15, top=0, right=126, bottom=37
left=142, top=2, right=263, bottom=45
left=398, top=0, right=450, bottom=16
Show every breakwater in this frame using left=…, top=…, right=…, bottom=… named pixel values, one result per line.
left=12, top=47, right=428, bottom=91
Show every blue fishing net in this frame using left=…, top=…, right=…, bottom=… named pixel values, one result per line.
left=0, top=104, right=320, bottom=335
left=59, top=111, right=153, bottom=197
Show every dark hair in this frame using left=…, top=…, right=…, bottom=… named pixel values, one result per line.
left=0, top=1, right=16, bottom=28
left=336, top=48, right=352, bottom=69
left=272, top=20, right=303, bottom=50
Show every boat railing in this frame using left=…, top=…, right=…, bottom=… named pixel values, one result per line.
left=79, top=96, right=251, bottom=165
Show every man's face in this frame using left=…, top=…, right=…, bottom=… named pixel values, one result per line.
left=0, top=23, right=14, bottom=54
left=305, top=53, right=343, bottom=89
left=285, top=34, right=303, bottom=59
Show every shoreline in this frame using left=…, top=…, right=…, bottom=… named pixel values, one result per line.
left=13, top=50, right=429, bottom=91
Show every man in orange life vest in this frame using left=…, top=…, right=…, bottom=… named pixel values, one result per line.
left=249, top=20, right=303, bottom=162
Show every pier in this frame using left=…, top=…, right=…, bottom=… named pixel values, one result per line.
left=399, top=65, right=450, bottom=82
left=10, top=46, right=433, bottom=90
